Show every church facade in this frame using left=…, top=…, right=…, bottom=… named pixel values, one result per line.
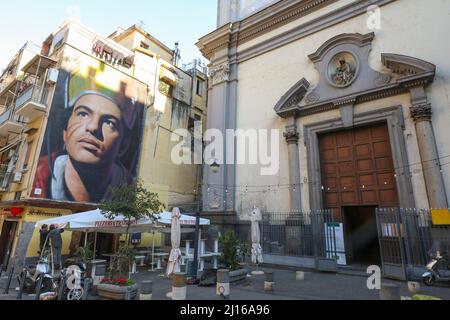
left=198, top=0, right=450, bottom=271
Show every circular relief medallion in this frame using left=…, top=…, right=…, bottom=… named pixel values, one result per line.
left=327, top=52, right=359, bottom=88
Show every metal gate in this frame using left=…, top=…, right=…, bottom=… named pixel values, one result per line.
left=261, top=210, right=338, bottom=269
left=376, top=208, right=450, bottom=280
left=375, top=208, right=408, bottom=280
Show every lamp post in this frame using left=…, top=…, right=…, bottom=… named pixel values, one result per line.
left=190, top=159, right=220, bottom=282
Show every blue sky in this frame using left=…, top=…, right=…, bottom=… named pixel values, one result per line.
left=0, top=0, right=218, bottom=70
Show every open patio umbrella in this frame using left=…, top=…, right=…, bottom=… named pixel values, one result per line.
left=250, top=207, right=264, bottom=267
left=166, top=208, right=182, bottom=277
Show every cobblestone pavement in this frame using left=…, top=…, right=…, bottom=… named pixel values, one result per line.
left=1, top=266, right=450, bottom=301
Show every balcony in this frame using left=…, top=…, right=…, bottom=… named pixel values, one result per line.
left=0, top=107, right=24, bottom=137
left=14, top=85, right=49, bottom=121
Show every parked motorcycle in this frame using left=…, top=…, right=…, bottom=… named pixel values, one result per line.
left=18, top=254, right=57, bottom=294
left=422, top=251, right=450, bottom=286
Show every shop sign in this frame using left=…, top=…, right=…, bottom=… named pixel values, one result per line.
left=28, top=209, right=63, bottom=218
left=2, top=207, right=24, bottom=218
left=431, top=209, right=450, bottom=226
left=92, top=40, right=134, bottom=68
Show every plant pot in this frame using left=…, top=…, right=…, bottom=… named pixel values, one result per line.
left=229, top=269, right=248, bottom=283
left=97, top=283, right=139, bottom=300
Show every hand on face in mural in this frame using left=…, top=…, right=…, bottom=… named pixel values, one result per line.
left=63, top=93, right=125, bottom=166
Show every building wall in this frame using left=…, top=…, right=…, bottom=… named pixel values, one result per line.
left=228, top=0, right=450, bottom=218
left=0, top=19, right=208, bottom=262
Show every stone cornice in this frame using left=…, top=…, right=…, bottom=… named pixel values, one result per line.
left=308, top=33, right=375, bottom=63
left=197, top=0, right=337, bottom=60
left=274, top=78, right=310, bottom=118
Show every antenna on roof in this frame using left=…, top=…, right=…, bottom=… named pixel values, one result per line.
left=138, top=20, right=146, bottom=29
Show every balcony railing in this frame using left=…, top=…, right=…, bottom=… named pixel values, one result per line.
left=0, top=170, right=12, bottom=192
left=15, top=84, right=49, bottom=110
left=0, top=106, right=25, bottom=137
left=0, top=108, right=13, bottom=125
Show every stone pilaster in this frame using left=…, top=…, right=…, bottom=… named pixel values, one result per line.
left=284, top=119, right=302, bottom=212
left=409, top=88, right=448, bottom=208
left=202, top=28, right=239, bottom=214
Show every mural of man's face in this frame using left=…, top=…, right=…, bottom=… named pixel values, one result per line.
left=63, top=94, right=124, bottom=165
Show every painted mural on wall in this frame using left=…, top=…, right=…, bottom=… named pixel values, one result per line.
left=32, top=53, right=146, bottom=203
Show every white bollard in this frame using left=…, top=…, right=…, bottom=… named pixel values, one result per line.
left=264, top=271, right=275, bottom=292
left=140, top=281, right=153, bottom=300
left=217, top=269, right=230, bottom=299
left=172, top=273, right=187, bottom=300
left=296, top=271, right=305, bottom=281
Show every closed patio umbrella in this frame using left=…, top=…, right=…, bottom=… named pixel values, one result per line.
left=166, top=208, right=182, bottom=277
left=251, top=207, right=264, bottom=266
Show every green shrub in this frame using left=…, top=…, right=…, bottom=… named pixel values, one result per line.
left=219, top=231, right=250, bottom=271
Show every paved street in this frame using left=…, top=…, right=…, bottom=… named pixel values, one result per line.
left=1, top=266, right=450, bottom=301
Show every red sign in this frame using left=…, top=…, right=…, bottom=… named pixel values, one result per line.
left=11, top=207, right=23, bottom=217
left=2, top=207, right=24, bottom=218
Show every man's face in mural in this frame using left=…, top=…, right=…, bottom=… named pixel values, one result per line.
left=63, top=94, right=124, bottom=165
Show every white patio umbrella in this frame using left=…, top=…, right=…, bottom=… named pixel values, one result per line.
left=250, top=207, right=264, bottom=267
left=166, top=208, right=182, bottom=277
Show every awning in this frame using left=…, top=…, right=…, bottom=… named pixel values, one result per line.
left=21, top=55, right=57, bottom=76
left=35, top=208, right=210, bottom=234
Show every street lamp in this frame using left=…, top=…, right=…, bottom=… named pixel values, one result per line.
left=190, top=160, right=221, bottom=283
left=210, top=160, right=220, bottom=173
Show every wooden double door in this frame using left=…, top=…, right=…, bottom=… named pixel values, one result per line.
left=319, top=122, right=399, bottom=265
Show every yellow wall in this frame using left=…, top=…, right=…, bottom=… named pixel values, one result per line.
left=23, top=207, right=73, bottom=258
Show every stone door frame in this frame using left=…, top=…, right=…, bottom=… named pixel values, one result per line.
left=304, top=105, right=415, bottom=210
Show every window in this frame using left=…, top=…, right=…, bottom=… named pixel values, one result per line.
left=22, top=141, right=32, bottom=171
left=140, top=41, right=150, bottom=50
left=14, top=192, right=22, bottom=200
left=196, top=79, right=204, bottom=96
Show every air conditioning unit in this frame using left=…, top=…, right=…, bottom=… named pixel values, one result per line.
left=47, top=68, right=59, bottom=85
left=13, top=171, right=23, bottom=183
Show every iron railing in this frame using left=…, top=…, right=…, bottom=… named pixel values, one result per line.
left=261, top=210, right=337, bottom=259
left=377, top=208, right=450, bottom=269
left=0, top=170, right=12, bottom=192
left=15, top=84, right=49, bottom=110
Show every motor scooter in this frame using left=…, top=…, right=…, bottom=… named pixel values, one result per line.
left=18, top=253, right=57, bottom=294
left=422, top=251, right=450, bottom=286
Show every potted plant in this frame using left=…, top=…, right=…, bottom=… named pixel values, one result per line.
left=96, top=181, right=165, bottom=300
left=97, top=245, right=139, bottom=300
left=218, top=231, right=250, bottom=283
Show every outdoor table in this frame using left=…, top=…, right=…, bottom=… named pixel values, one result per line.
left=153, top=253, right=169, bottom=270
left=199, top=252, right=215, bottom=272
left=181, top=249, right=194, bottom=266
left=211, top=252, right=221, bottom=270
left=135, top=255, right=147, bottom=267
